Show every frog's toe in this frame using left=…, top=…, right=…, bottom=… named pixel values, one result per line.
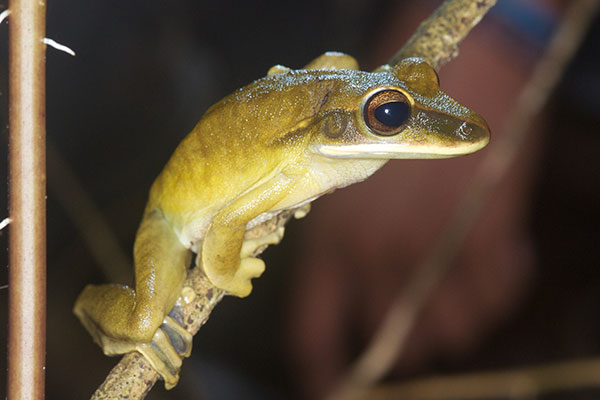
left=160, top=315, right=193, bottom=357
left=241, top=227, right=285, bottom=258
left=136, top=315, right=193, bottom=389
left=217, top=257, right=265, bottom=297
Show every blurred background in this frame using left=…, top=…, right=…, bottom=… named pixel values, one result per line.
left=1, top=0, right=599, bottom=399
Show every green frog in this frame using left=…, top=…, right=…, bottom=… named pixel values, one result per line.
left=74, top=53, right=490, bottom=388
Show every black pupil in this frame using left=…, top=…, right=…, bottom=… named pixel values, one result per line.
left=374, top=101, right=409, bottom=127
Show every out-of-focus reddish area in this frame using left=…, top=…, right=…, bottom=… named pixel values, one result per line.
left=0, top=1, right=598, bottom=399
left=288, top=1, right=547, bottom=397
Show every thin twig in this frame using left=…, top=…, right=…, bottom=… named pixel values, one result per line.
left=7, top=0, right=47, bottom=399
left=367, top=357, right=600, bottom=400
left=328, top=1, right=600, bottom=399
left=388, top=0, right=498, bottom=69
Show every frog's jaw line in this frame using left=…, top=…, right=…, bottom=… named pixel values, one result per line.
left=311, top=141, right=487, bottom=159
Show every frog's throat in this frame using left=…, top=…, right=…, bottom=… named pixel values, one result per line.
left=310, top=141, right=488, bottom=159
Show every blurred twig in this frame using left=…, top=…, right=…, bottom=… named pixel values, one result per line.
left=328, top=1, right=600, bottom=399
left=367, top=357, right=600, bottom=400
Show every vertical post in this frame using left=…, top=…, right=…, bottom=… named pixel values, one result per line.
left=7, top=0, right=47, bottom=399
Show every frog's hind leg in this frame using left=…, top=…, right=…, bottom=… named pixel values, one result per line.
left=73, top=209, right=192, bottom=389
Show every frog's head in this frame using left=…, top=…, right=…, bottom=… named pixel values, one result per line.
left=308, top=57, right=490, bottom=161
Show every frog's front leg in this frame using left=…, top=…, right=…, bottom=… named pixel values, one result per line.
left=74, top=209, right=191, bottom=389
left=200, top=174, right=295, bottom=297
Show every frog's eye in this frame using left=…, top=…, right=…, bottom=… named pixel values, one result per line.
left=363, top=89, right=411, bottom=136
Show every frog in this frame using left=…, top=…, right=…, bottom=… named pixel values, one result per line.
left=74, top=52, right=490, bottom=389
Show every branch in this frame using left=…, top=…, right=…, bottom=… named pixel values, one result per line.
left=388, top=0, right=498, bottom=69
left=90, top=211, right=295, bottom=399
left=328, top=1, right=600, bottom=399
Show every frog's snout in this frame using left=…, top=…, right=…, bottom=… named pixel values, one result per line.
left=410, top=108, right=490, bottom=156
left=453, top=112, right=490, bottom=148
left=467, top=112, right=491, bottom=144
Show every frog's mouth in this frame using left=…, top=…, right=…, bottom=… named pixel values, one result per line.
left=311, top=139, right=488, bottom=159
left=314, top=108, right=490, bottom=159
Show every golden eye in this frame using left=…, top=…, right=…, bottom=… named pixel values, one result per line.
left=363, top=89, right=411, bottom=136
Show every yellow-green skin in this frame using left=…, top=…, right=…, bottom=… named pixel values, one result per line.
left=74, top=53, right=489, bottom=389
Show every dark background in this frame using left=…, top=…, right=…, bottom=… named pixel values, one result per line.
left=1, top=1, right=599, bottom=399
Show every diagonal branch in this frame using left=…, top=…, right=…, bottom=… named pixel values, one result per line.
left=388, top=0, right=498, bottom=69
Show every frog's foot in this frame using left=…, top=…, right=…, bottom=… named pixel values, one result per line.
left=201, top=227, right=286, bottom=297
left=293, top=203, right=311, bottom=219
left=97, top=315, right=193, bottom=390
left=241, top=226, right=285, bottom=258
left=134, top=315, right=192, bottom=389
left=216, top=227, right=286, bottom=297
left=213, top=257, right=264, bottom=298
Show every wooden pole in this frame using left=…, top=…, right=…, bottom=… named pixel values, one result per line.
left=7, top=0, right=47, bottom=399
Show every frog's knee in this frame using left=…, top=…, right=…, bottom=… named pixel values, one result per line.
left=74, top=284, right=121, bottom=314
left=124, top=304, right=168, bottom=342
left=74, top=284, right=134, bottom=337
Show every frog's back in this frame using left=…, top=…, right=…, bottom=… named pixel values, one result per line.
left=147, top=69, right=400, bottom=228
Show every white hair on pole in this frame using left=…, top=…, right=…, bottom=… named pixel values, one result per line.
left=43, top=37, right=76, bottom=56
left=0, top=9, right=10, bottom=24
left=0, top=217, right=11, bottom=231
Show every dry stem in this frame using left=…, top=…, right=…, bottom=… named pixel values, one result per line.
left=7, top=0, right=47, bottom=399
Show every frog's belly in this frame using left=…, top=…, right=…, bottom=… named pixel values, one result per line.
left=245, top=195, right=315, bottom=230
left=178, top=196, right=317, bottom=254
left=177, top=216, right=211, bottom=252
left=177, top=164, right=370, bottom=253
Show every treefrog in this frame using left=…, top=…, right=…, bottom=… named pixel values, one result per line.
left=74, top=53, right=490, bottom=388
